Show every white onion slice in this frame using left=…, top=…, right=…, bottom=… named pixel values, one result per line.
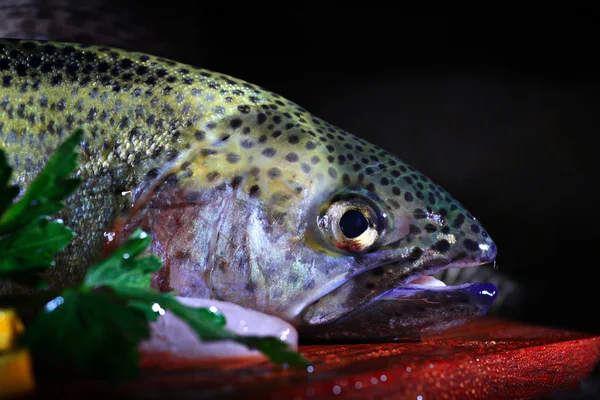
left=410, top=275, right=447, bottom=287
left=138, top=297, right=298, bottom=367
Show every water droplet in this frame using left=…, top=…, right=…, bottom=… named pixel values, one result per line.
left=371, top=377, right=378, bottom=384
left=151, top=303, right=165, bottom=315
left=380, top=374, right=387, bottom=382
left=103, top=231, right=115, bottom=242
left=429, top=363, right=434, bottom=368
left=307, top=365, right=314, bottom=373
left=123, top=253, right=130, bottom=259
left=354, top=382, right=362, bottom=390
left=45, top=296, right=65, bottom=312
left=406, top=366, right=412, bottom=372
left=493, top=260, right=498, bottom=270
left=332, top=386, right=341, bottom=395
left=139, top=231, right=148, bottom=239
left=209, top=306, right=218, bottom=313
left=417, top=396, right=423, bottom=400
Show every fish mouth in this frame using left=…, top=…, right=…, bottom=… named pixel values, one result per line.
left=300, top=254, right=498, bottom=336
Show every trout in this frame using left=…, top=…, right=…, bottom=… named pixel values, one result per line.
left=0, top=39, right=497, bottom=339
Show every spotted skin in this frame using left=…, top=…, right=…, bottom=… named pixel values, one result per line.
left=0, top=39, right=497, bottom=330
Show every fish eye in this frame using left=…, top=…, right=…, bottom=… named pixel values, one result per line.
left=339, top=210, right=369, bottom=238
left=318, top=197, right=381, bottom=253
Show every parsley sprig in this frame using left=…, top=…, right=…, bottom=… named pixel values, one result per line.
left=0, top=129, right=310, bottom=383
left=0, top=130, right=82, bottom=287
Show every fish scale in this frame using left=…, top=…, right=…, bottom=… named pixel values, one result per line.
left=0, top=38, right=497, bottom=337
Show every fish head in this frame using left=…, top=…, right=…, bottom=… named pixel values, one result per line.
left=129, top=95, right=497, bottom=338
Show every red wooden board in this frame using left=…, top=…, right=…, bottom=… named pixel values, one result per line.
left=29, top=318, right=600, bottom=399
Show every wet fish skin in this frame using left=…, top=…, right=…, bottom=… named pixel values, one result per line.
left=0, top=39, right=496, bottom=330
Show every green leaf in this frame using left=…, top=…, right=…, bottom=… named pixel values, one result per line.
left=239, top=336, right=311, bottom=368
left=0, top=128, right=83, bottom=233
left=20, top=289, right=152, bottom=383
left=0, top=150, right=19, bottom=216
left=0, top=219, right=75, bottom=271
left=83, top=229, right=161, bottom=290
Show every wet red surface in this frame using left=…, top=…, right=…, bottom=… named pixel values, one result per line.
left=31, top=318, right=600, bottom=399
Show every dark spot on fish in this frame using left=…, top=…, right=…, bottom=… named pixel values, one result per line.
left=463, top=238, right=479, bottom=252
left=240, top=139, right=254, bottom=149
left=267, top=168, right=281, bottom=179
left=452, top=213, right=465, bottom=228
left=285, top=152, right=299, bottom=162
left=249, top=184, right=261, bottom=197
left=231, top=175, right=243, bottom=189
left=237, top=105, right=250, bottom=113
left=262, top=147, right=276, bottom=157
left=409, top=224, right=421, bottom=235
left=424, top=224, right=437, bottom=232
left=166, top=149, right=179, bottom=161
left=409, top=247, right=423, bottom=260
left=164, top=173, right=179, bottom=185
left=433, top=239, right=451, bottom=253
left=194, top=130, right=206, bottom=141
left=206, top=171, right=220, bottom=181
left=257, top=113, right=267, bottom=124
left=230, top=118, right=242, bottom=129
left=226, top=153, right=241, bottom=163
left=146, top=168, right=159, bottom=179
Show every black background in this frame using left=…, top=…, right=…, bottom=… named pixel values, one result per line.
left=14, top=3, right=599, bottom=333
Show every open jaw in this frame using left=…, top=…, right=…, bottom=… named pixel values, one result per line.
left=298, top=261, right=498, bottom=342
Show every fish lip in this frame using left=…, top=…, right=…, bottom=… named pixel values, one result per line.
left=297, top=255, right=496, bottom=326
left=402, top=259, right=496, bottom=284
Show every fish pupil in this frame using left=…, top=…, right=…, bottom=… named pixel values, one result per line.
left=339, top=209, right=369, bottom=238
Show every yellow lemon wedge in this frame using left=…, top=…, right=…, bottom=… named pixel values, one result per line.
left=0, top=309, right=35, bottom=398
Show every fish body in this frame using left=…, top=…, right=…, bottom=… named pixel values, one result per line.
left=0, top=39, right=497, bottom=338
